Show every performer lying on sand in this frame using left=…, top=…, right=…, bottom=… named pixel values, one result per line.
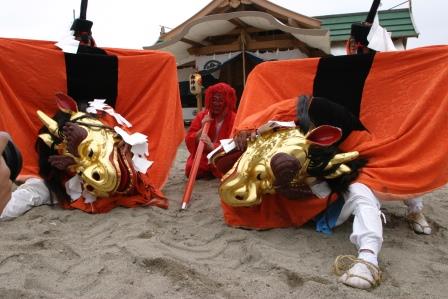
left=35, top=92, right=167, bottom=213
left=0, top=13, right=158, bottom=219
left=212, top=93, right=443, bottom=290
left=223, top=95, right=383, bottom=289
left=0, top=91, right=167, bottom=219
left=1, top=0, right=183, bottom=218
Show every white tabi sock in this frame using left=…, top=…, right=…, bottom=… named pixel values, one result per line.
left=358, top=251, right=378, bottom=266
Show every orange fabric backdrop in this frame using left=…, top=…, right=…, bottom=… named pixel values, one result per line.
left=233, top=57, right=319, bottom=131
left=0, top=38, right=184, bottom=192
left=222, top=46, right=448, bottom=229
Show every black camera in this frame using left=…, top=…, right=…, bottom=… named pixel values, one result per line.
left=2, top=140, right=22, bottom=181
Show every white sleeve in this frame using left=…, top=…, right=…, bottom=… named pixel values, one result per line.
left=0, top=178, right=51, bottom=220
left=309, top=180, right=332, bottom=199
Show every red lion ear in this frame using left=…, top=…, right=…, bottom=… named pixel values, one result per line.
left=55, top=92, right=78, bottom=113
left=306, top=125, right=342, bottom=146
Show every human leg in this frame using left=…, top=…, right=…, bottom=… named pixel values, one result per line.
left=0, top=178, right=51, bottom=220
left=404, top=197, right=431, bottom=235
left=334, top=182, right=383, bottom=289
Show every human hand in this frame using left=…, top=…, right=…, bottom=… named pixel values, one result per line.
left=233, top=129, right=258, bottom=151
left=200, top=135, right=214, bottom=151
left=201, top=114, right=213, bottom=127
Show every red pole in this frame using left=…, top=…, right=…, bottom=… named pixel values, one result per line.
left=181, top=116, right=211, bottom=209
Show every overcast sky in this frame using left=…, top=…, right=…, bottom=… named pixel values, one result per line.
left=0, top=0, right=446, bottom=49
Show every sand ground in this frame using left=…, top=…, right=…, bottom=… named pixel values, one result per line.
left=0, top=142, right=447, bottom=299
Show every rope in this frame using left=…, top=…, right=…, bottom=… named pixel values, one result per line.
left=333, top=255, right=382, bottom=287
left=387, top=0, right=409, bottom=10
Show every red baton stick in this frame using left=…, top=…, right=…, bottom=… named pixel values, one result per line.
left=181, top=114, right=211, bottom=209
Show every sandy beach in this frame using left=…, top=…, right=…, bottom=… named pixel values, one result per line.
left=1, top=141, right=447, bottom=299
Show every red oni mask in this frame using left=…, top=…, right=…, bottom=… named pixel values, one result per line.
left=210, top=93, right=226, bottom=116
left=204, top=83, right=237, bottom=117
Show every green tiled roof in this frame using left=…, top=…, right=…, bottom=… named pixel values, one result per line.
left=315, top=9, right=418, bottom=42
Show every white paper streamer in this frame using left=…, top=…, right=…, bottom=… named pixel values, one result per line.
left=367, top=14, right=396, bottom=52
left=55, top=35, right=80, bottom=54
left=87, top=99, right=132, bottom=128
left=65, top=175, right=83, bottom=201
left=114, top=126, right=153, bottom=173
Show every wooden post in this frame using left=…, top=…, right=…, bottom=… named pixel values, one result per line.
left=240, top=30, right=247, bottom=87
left=196, top=92, right=203, bottom=112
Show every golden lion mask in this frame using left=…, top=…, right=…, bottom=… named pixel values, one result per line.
left=216, top=126, right=359, bottom=207
left=37, top=93, right=135, bottom=198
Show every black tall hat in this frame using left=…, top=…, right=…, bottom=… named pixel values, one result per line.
left=70, top=19, right=93, bottom=32
left=349, top=0, right=381, bottom=45
left=70, top=0, right=93, bottom=32
left=350, top=23, right=371, bottom=46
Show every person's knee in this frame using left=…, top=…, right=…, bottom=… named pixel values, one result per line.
left=346, top=182, right=380, bottom=211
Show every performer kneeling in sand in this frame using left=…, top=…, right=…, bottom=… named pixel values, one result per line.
left=213, top=95, right=438, bottom=290
left=185, top=83, right=237, bottom=179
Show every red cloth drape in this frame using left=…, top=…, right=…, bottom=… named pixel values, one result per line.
left=0, top=38, right=185, bottom=212
left=222, top=46, right=448, bottom=229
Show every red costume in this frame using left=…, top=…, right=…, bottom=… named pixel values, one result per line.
left=185, top=83, right=237, bottom=178
left=222, top=46, right=448, bottom=229
left=0, top=38, right=184, bottom=213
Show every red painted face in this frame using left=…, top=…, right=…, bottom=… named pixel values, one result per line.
left=211, top=93, right=226, bottom=116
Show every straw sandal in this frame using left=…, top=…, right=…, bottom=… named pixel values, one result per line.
left=334, top=255, right=381, bottom=290
left=407, top=212, right=432, bottom=235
